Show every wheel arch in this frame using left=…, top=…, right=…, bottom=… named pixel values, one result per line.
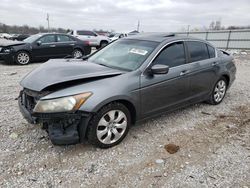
left=221, top=74, right=230, bottom=86
left=91, top=98, right=137, bottom=125
left=100, top=40, right=108, bottom=44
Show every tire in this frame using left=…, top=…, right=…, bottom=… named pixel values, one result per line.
left=72, top=49, right=83, bottom=58
left=96, top=41, right=108, bottom=49
left=207, top=77, right=228, bottom=105
left=15, top=51, right=31, bottom=65
left=87, top=103, right=131, bottom=148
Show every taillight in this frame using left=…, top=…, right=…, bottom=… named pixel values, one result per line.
left=84, top=41, right=90, bottom=45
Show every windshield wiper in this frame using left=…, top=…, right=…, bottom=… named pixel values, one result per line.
left=97, top=63, right=131, bottom=71
left=97, top=63, right=112, bottom=68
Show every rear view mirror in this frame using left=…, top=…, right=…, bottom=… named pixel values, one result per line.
left=151, top=64, right=169, bottom=74
left=36, top=41, right=41, bottom=46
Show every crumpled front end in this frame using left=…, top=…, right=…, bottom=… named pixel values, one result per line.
left=18, top=89, right=92, bottom=145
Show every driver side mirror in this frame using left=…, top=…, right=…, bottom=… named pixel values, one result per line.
left=150, top=64, right=169, bottom=74
left=36, top=41, right=42, bottom=46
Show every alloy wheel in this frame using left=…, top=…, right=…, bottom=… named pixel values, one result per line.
left=97, top=110, right=127, bottom=144
left=214, top=80, right=226, bottom=103
left=73, top=50, right=83, bottom=58
left=17, top=52, right=30, bottom=65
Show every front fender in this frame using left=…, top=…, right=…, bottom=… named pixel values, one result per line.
left=79, top=94, right=138, bottom=113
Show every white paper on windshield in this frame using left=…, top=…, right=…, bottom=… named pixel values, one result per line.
left=129, top=48, right=148, bottom=55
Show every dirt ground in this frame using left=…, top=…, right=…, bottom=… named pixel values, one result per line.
left=0, top=53, right=249, bottom=188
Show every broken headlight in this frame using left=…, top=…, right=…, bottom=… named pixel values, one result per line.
left=2, top=47, right=13, bottom=53
left=33, top=92, right=92, bottom=113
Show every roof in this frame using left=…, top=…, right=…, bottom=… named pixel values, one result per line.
left=126, top=32, right=196, bottom=43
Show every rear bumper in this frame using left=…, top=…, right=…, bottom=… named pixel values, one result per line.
left=18, top=97, right=92, bottom=145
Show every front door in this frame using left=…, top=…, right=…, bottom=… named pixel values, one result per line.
left=32, top=34, right=58, bottom=59
left=140, top=41, right=191, bottom=117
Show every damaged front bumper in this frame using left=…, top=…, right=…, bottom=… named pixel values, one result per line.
left=18, top=92, right=92, bottom=145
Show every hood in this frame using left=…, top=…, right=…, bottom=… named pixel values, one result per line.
left=20, top=59, right=124, bottom=91
left=0, top=40, right=26, bottom=47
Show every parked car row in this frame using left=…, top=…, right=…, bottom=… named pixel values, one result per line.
left=9, top=34, right=30, bottom=41
left=0, top=33, right=91, bottom=65
left=108, top=33, right=128, bottom=42
left=0, top=33, right=12, bottom=39
left=0, top=33, right=30, bottom=41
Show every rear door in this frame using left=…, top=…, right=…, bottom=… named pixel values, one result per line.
left=185, top=41, right=218, bottom=101
left=55, top=34, right=76, bottom=57
left=140, top=41, right=191, bottom=117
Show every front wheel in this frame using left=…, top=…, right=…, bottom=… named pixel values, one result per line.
left=87, top=103, right=131, bottom=148
left=207, top=77, right=228, bottom=105
left=16, top=51, right=31, bottom=65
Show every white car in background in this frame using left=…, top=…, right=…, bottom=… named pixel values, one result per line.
left=0, top=33, right=12, bottom=39
left=69, top=30, right=110, bottom=49
left=109, top=33, right=127, bottom=42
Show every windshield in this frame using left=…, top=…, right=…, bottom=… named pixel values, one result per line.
left=88, top=39, right=159, bottom=71
left=23, top=34, right=43, bottom=43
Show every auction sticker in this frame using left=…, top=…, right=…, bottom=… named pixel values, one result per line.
left=129, top=48, right=148, bottom=55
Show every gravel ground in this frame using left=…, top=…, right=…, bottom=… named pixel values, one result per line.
left=0, top=53, right=249, bottom=188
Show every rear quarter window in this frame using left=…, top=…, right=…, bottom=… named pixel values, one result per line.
left=187, top=41, right=209, bottom=62
left=207, top=45, right=216, bottom=58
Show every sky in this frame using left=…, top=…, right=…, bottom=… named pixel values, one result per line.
left=0, top=0, right=250, bottom=32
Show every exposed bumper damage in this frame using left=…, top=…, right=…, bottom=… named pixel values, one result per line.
left=18, top=89, right=92, bottom=145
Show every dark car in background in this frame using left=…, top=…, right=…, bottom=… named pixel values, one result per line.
left=10, top=34, right=30, bottom=41
left=18, top=34, right=236, bottom=148
left=0, top=33, right=91, bottom=65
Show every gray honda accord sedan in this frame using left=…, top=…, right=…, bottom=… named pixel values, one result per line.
left=18, top=33, right=236, bottom=148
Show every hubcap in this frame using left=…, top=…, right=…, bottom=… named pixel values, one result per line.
left=214, top=80, right=226, bottom=103
left=73, top=50, right=82, bottom=58
left=97, top=110, right=127, bottom=144
left=17, top=53, right=29, bottom=64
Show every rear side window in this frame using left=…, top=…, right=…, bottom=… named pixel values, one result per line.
left=153, top=42, right=186, bottom=68
left=187, top=41, right=209, bottom=62
left=57, top=35, right=74, bottom=42
left=207, top=45, right=215, bottom=58
left=77, top=30, right=96, bottom=36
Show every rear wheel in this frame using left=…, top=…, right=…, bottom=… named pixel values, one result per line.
left=72, top=49, right=83, bottom=58
left=207, top=77, right=227, bottom=105
left=87, top=103, right=131, bottom=148
left=16, top=51, right=31, bottom=65
left=96, top=41, right=108, bottom=49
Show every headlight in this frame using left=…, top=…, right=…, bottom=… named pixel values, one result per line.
left=33, top=92, right=92, bottom=113
left=3, top=48, right=12, bottom=53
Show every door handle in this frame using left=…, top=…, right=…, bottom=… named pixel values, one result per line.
left=49, top=45, right=56, bottom=47
left=212, top=62, right=219, bottom=66
left=69, top=44, right=75, bottom=46
left=180, top=70, right=189, bottom=76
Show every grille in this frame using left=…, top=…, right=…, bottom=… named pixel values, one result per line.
left=21, top=91, right=37, bottom=112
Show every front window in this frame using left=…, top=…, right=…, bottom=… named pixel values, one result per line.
left=88, top=39, right=159, bottom=71
left=39, top=35, right=56, bottom=43
left=153, top=42, right=186, bottom=68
